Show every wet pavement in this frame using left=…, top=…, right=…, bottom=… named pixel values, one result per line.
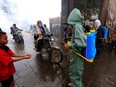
left=83, top=49, right=116, bottom=87
left=0, top=32, right=116, bottom=87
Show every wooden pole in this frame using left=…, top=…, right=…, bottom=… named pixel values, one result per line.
left=100, top=0, right=109, bottom=25
left=69, top=0, right=74, bottom=13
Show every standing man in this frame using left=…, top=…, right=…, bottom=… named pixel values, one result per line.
left=64, top=8, right=87, bottom=87
left=94, top=19, right=104, bottom=57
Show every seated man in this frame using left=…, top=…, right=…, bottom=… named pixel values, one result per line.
left=35, top=20, right=45, bottom=54
left=10, top=24, right=19, bottom=39
left=43, top=24, right=50, bottom=35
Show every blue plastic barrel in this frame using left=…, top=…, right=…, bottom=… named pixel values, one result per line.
left=83, top=30, right=96, bottom=60
left=103, top=27, right=108, bottom=38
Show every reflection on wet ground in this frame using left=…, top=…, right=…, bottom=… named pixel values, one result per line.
left=5, top=32, right=70, bottom=87
left=0, top=32, right=116, bottom=87
left=34, top=54, right=70, bottom=87
left=83, top=50, right=116, bottom=87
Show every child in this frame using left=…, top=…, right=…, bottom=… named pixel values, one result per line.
left=0, top=32, right=31, bottom=87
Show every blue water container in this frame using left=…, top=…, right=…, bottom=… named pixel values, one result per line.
left=103, top=27, right=108, bottom=38
left=83, top=30, right=96, bottom=60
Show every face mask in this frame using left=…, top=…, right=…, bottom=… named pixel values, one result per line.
left=38, top=24, right=42, bottom=27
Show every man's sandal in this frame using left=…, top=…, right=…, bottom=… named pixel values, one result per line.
left=68, top=83, right=73, bottom=87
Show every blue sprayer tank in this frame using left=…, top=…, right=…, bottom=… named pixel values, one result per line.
left=83, top=30, right=96, bottom=60
left=103, top=27, right=108, bottom=38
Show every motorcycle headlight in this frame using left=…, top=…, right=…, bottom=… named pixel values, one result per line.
left=51, top=38, right=54, bottom=41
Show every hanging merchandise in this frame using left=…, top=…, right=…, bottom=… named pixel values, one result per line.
left=103, top=27, right=108, bottom=38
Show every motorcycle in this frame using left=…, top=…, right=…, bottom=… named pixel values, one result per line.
left=13, top=29, right=24, bottom=44
left=35, top=34, right=63, bottom=64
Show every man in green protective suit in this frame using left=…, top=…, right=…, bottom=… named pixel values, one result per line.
left=64, top=8, right=87, bottom=87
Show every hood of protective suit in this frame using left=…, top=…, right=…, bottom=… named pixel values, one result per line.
left=95, top=19, right=101, bottom=30
left=67, top=8, right=87, bottom=52
left=67, top=8, right=83, bottom=27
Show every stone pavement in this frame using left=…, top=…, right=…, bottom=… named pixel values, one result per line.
left=0, top=32, right=116, bottom=87
left=83, top=49, right=116, bottom=87
left=0, top=33, right=70, bottom=87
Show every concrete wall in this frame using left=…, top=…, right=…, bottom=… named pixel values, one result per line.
left=49, top=17, right=61, bottom=38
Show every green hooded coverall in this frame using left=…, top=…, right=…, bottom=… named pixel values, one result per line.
left=67, top=8, right=87, bottom=87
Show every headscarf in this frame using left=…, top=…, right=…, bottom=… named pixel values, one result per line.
left=95, top=19, right=101, bottom=30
